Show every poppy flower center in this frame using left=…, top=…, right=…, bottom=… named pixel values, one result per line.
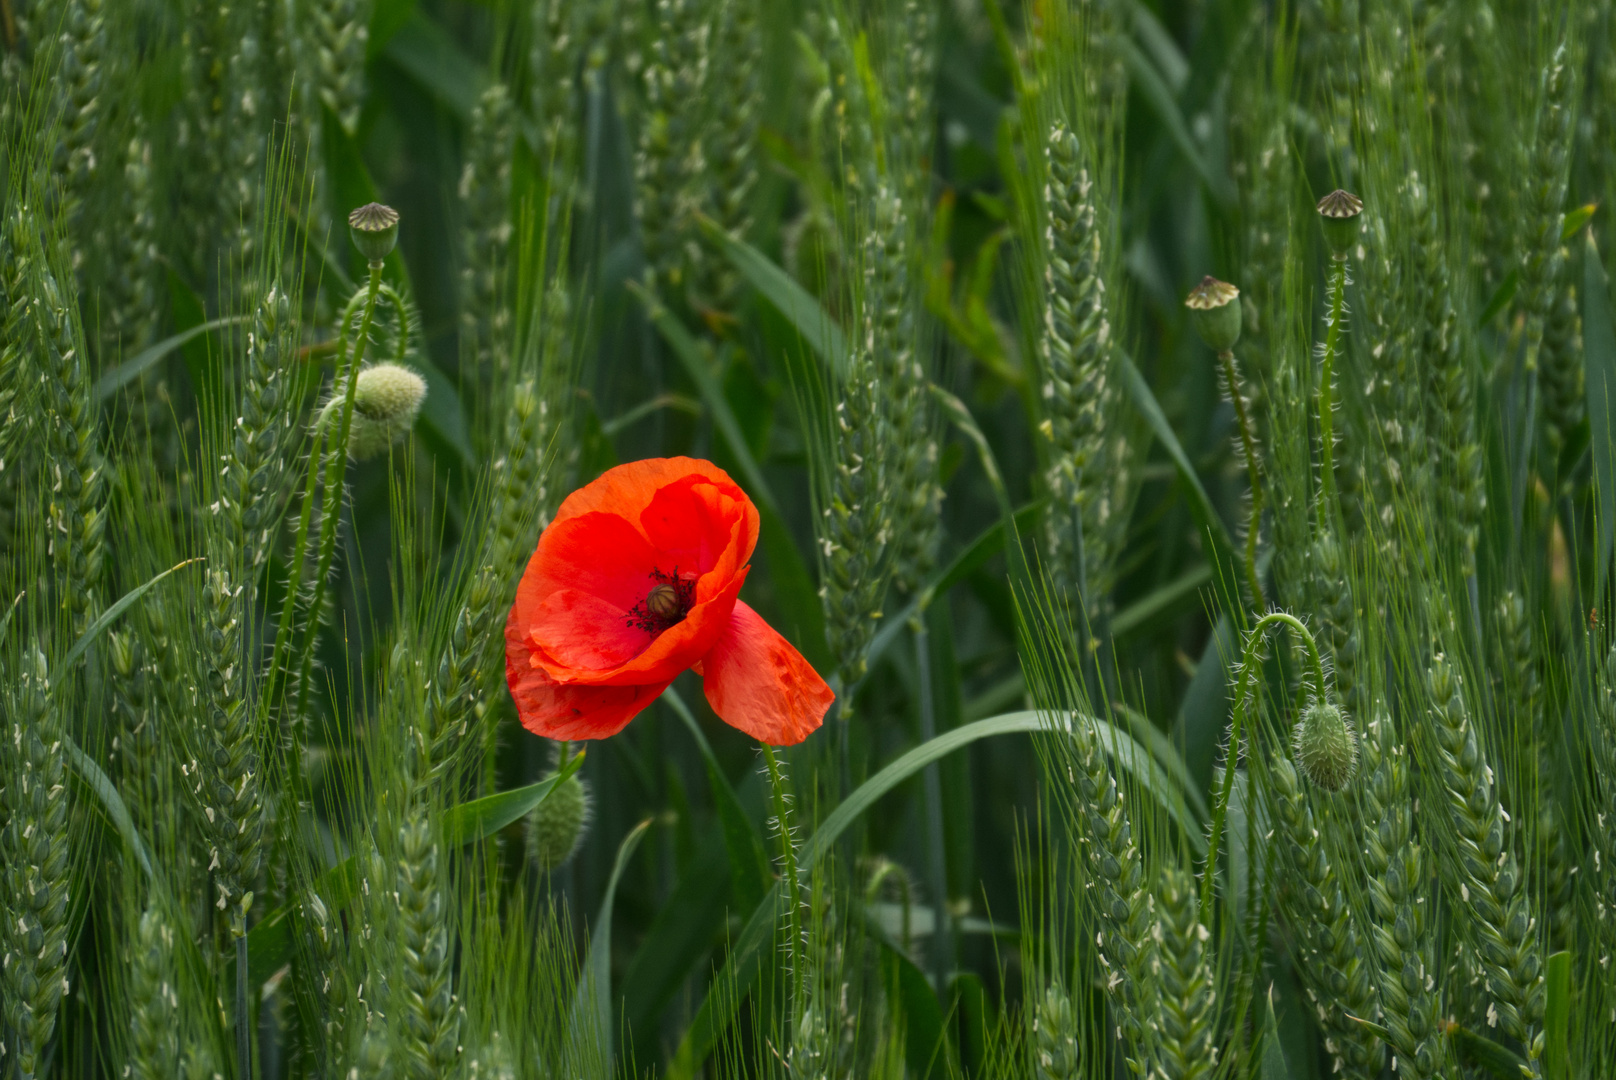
left=626, top=568, right=695, bottom=634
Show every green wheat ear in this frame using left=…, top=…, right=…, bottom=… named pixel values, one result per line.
left=1, top=645, right=71, bottom=1080
left=1032, top=984, right=1081, bottom=1080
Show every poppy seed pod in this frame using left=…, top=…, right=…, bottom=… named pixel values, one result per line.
left=319, top=362, right=428, bottom=459
left=1184, top=276, right=1242, bottom=353
left=348, top=202, right=400, bottom=264
left=525, top=772, right=591, bottom=871
left=1316, top=190, right=1363, bottom=256
left=1293, top=698, right=1358, bottom=791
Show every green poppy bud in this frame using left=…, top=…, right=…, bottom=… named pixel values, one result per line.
left=1292, top=698, right=1358, bottom=792
left=1316, top=190, right=1363, bottom=257
left=1185, top=276, right=1243, bottom=352
left=348, top=202, right=400, bottom=264
left=318, top=362, right=428, bottom=459
left=525, top=772, right=591, bottom=871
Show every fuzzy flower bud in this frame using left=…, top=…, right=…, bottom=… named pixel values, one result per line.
left=348, top=202, right=400, bottom=264
left=1293, top=698, right=1358, bottom=791
left=319, top=362, right=428, bottom=459
left=1316, top=190, right=1363, bottom=257
left=1185, top=276, right=1242, bottom=352
left=525, top=772, right=591, bottom=871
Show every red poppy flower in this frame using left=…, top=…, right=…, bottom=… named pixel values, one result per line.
left=505, top=457, right=834, bottom=745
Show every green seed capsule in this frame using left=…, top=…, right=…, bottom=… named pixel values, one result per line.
left=1184, top=275, right=1243, bottom=352
left=1293, top=699, right=1358, bottom=791
left=1316, top=190, right=1363, bottom=256
left=348, top=202, right=400, bottom=264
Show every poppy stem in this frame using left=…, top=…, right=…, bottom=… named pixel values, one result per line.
left=761, top=744, right=804, bottom=1013
left=287, top=262, right=387, bottom=728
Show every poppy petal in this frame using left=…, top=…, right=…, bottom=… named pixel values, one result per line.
left=529, top=588, right=648, bottom=671
left=551, top=457, right=747, bottom=532
left=640, top=473, right=759, bottom=576
left=524, top=510, right=662, bottom=615
left=506, top=652, right=672, bottom=740
left=700, top=600, right=834, bottom=746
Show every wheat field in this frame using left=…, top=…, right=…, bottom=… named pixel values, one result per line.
left=0, top=0, right=1613, bottom=1078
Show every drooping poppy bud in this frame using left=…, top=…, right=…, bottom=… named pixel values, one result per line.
left=1316, top=190, right=1363, bottom=257
left=1293, top=697, right=1358, bottom=791
left=1184, top=276, right=1243, bottom=353
left=525, top=771, right=591, bottom=871
left=319, top=362, right=427, bottom=459
left=348, top=202, right=400, bottom=264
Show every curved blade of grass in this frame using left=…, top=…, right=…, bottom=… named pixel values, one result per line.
left=663, top=687, right=772, bottom=907
left=1544, top=950, right=1570, bottom=1080
left=64, top=559, right=203, bottom=672
left=696, top=214, right=849, bottom=379
left=867, top=500, right=1044, bottom=669
left=248, top=763, right=583, bottom=985
left=632, top=282, right=780, bottom=516
left=92, top=319, right=249, bottom=401
left=667, top=709, right=1191, bottom=1075
left=1583, top=229, right=1616, bottom=595
left=1261, top=988, right=1292, bottom=1080
left=1449, top=1023, right=1531, bottom=1079
left=442, top=749, right=586, bottom=843
left=1117, top=352, right=1240, bottom=614
left=1115, top=35, right=1231, bottom=207
left=572, top=817, right=654, bottom=1064
left=65, top=737, right=153, bottom=881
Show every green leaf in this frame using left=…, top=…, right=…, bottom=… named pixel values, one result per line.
left=1110, top=562, right=1211, bottom=638
left=64, top=559, right=202, bottom=672
left=1479, top=268, right=1520, bottom=328
left=1562, top=202, right=1598, bottom=241
left=381, top=12, right=486, bottom=120
left=249, top=763, right=582, bottom=986
left=697, top=216, right=850, bottom=379
left=1173, top=615, right=1234, bottom=799
left=1261, top=987, right=1292, bottom=1080
left=1449, top=1023, right=1531, bottom=1079
left=867, top=501, right=1045, bottom=669
left=167, top=270, right=216, bottom=399
left=667, top=710, right=1179, bottom=1075
left=1545, top=950, right=1570, bottom=1080
left=633, top=284, right=781, bottom=517
left=1115, top=34, right=1231, bottom=206
left=93, top=318, right=250, bottom=402
left=662, top=687, right=771, bottom=908
left=571, top=818, right=653, bottom=1064
left=866, top=915, right=948, bottom=1078
left=441, top=750, right=586, bottom=844
left=1117, top=352, right=1241, bottom=617
left=65, top=737, right=153, bottom=881
left=1584, top=229, right=1616, bottom=596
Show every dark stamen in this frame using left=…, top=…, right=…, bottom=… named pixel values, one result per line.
left=626, top=568, right=695, bottom=633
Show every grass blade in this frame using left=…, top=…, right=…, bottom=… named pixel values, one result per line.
left=63, top=559, right=202, bottom=672
left=1584, top=229, right=1616, bottom=594
left=572, top=818, right=654, bottom=1064
left=441, top=750, right=586, bottom=844
left=1117, top=352, right=1241, bottom=614
left=667, top=710, right=1184, bottom=1074
left=697, top=215, right=850, bottom=378
left=92, top=319, right=249, bottom=401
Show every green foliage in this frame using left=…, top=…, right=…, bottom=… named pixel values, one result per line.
left=3, top=0, right=1616, bottom=1077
